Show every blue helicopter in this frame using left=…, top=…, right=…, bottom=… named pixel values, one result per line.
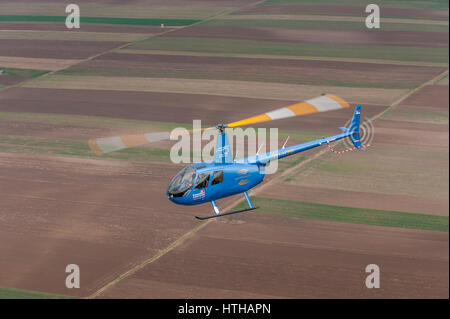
left=166, top=100, right=363, bottom=220
left=89, top=94, right=362, bottom=220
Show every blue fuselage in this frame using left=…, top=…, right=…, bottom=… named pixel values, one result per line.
left=167, top=162, right=264, bottom=205
left=167, top=130, right=354, bottom=206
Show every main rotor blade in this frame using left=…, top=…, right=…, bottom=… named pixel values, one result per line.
left=88, top=127, right=214, bottom=155
left=89, top=94, right=348, bottom=155
left=88, top=131, right=170, bottom=155
left=227, top=94, right=349, bottom=128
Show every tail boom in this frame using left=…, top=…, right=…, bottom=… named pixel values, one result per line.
left=236, top=106, right=363, bottom=165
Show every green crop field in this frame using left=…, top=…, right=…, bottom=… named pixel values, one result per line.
left=261, top=0, right=449, bottom=11
left=0, top=67, right=50, bottom=78
left=0, top=286, right=75, bottom=299
left=0, top=112, right=199, bottom=131
left=126, top=37, right=449, bottom=63
left=205, top=19, right=449, bottom=33
left=234, top=197, right=449, bottom=232
left=0, top=15, right=200, bottom=26
left=0, top=135, right=171, bottom=163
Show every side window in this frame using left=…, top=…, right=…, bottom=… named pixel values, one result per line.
left=211, top=170, right=223, bottom=186
left=194, top=172, right=210, bottom=190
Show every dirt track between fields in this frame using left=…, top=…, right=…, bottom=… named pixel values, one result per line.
left=0, top=56, right=82, bottom=71
left=101, top=213, right=448, bottom=298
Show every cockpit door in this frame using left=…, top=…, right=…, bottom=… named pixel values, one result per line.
left=191, top=171, right=210, bottom=201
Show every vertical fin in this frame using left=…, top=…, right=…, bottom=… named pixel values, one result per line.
left=349, top=105, right=362, bottom=149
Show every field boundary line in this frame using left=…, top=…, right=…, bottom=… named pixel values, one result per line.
left=373, top=69, right=448, bottom=121
left=214, top=15, right=450, bottom=25
left=116, top=49, right=449, bottom=67
left=0, top=56, right=82, bottom=71
left=0, top=29, right=151, bottom=42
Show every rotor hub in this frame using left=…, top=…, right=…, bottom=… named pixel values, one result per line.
left=215, top=124, right=228, bottom=133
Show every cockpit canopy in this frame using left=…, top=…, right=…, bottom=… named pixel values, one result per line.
left=167, top=166, right=196, bottom=197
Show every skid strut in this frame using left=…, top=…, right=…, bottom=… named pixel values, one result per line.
left=244, top=191, right=254, bottom=208
left=195, top=191, right=258, bottom=220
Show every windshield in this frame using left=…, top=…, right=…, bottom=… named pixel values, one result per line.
left=167, top=166, right=196, bottom=197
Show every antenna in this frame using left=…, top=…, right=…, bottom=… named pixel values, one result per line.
left=256, top=143, right=264, bottom=155
left=282, top=136, right=290, bottom=149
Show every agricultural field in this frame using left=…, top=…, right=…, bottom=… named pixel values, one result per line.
left=0, top=0, right=448, bottom=299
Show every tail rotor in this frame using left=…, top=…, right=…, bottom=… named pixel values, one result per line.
left=342, top=106, right=374, bottom=151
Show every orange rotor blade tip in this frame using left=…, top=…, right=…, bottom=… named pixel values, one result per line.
left=325, top=94, right=350, bottom=108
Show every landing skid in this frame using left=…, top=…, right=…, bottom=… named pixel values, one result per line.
left=196, top=191, right=257, bottom=220
left=195, top=207, right=259, bottom=220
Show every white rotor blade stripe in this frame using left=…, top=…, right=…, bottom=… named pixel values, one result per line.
left=94, top=136, right=126, bottom=154
left=265, top=107, right=296, bottom=120
left=306, top=95, right=345, bottom=112
left=88, top=127, right=213, bottom=155
left=89, top=131, right=170, bottom=155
